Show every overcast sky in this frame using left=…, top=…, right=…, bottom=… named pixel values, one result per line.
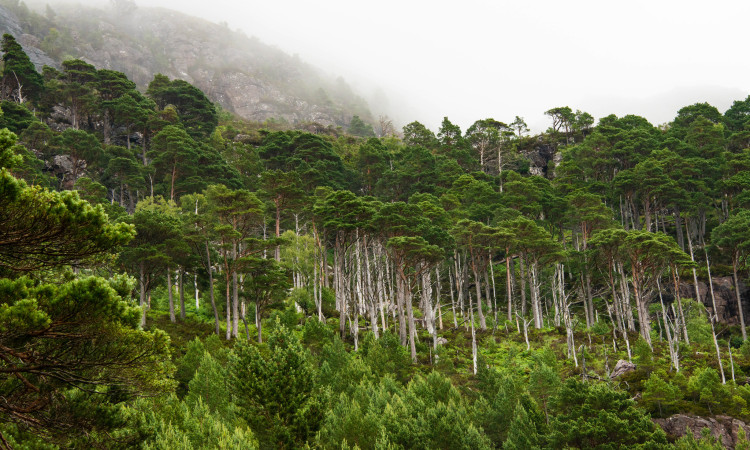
left=67, top=1, right=750, bottom=132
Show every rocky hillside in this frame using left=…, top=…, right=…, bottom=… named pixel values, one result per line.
left=0, top=0, right=374, bottom=127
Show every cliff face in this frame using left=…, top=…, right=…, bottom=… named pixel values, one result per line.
left=680, top=277, right=750, bottom=327
left=654, top=414, right=750, bottom=449
left=0, top=6, right=56, bottom=69
left=0, top=2, right=372, bottom=127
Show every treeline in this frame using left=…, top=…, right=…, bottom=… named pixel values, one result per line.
left=4, top=29, right=750, bottom=447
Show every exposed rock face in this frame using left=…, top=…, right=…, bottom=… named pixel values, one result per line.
left=47, top=154, right=83, bottom=189
left=679, top=277, right=750, bottom=326
left=610, top=359, right=636, bottom=379
left=12, top=4, right=370, bottom=127
left=0, top=7, right=58, bottom=70
left=654, top=414, right=750, bottom=448
left=520, top=140, right=559, bottom=178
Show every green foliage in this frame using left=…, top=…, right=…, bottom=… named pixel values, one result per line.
left=673, top=427, right=724, bottom=450
left=360, top=330, right=413, bottom=382
left=0, top=274, right=174, bottom=445
left=473, top=368, right=527, bottom=445
left=318, top=372, right=492, bottom=449
left=229, top=322, right=325, bottom=448
left=348, top=114, right=375, bottom=137
left=302, top=317, right=334, bottom=351
left=317, top=336, right=375, bottom=396
left=548, top=378, right=668, bottom=448
left=503, top=399, right=547, bottom=450
left=642, top=371, right=683, bottom=417
left=127, top=395, right=255, bottom=449
left=0, top=100, right=37, bottom=133
left=687, top=367, right=730, bottom=414
left=0, top=167, right=134, bottom=273
left=185, top=351, right=233, bottom=419
left=146, top=74, right=218, bottom=140
left=633, top=338, right=655, bottom=374
left=1, top=34, right=44, bottom=104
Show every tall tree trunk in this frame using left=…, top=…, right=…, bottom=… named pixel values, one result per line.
left=711, top=316, right=726, bottom=384
left=519, top=253, right=527, bottom=317
left=685, top=223, right=702, bottom=309
left=675, top=208, right=685, bottom=251
left=733, top=256, right=747, bottom=341
left=397, top=271, right=408, bottom=346
left=470, top=287, right=477, bottom=374
left=167, top=267, right=175, bottom=323
left=139, top=262, right=147, bottom=328
left=632, top=277, right=652, bottom=348
left=449, top=265, right=458, bottom=328
left=194, top=273, right=200, bottom=310
left=206, top=242, right=219, bottom=336
left=402, top=271, right=417, bottom=363
left=225, top=266, right=232, bottom=340
left=179, top=268, right=185, bottom=320
left=671, top=268, right=689, bottom=344
left=436, top=266, right=444, bottom=330
left=506, top=253, right=513, bottom=322
left=274, top=199, right=281, bottom=261
left=657, top=278, right=679, bottom=371
left=530, top=260, right=543, bottom=329
left=472, top=256, right=487, bottom=330
left=618, top=262, right=635, bottom=332
left=232, top=268, right=239, bottom=338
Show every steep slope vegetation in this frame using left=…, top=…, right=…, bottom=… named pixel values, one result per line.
left=0, top=0, right=374, bottom=127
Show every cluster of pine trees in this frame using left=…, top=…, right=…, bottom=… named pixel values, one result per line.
left=4, top=30, right=750, bottom=447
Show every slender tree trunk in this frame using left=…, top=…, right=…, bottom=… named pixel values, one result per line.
left=194, top=273, right=199, bottom=310
left=397, top=268, right=407, bottom=345
left=685, top=223, right=702, bottom=309
left=472, top=256, right=487, bottom=330
left=733, top=257, right=747, bottom=341
left=632, top=276, right=652, bottom=347
left=671, top=268, right=689, bottom=344
left=225, top=265, right=232, bottom=340
left=274, top=199, right=281, bottom=261
left=179, top=268, right=185, bottom=320
left=675, top=208, right=685, bottom=251
left=618, top=262, right=635, bottom=331
left=403, top=271, right=418, bottom=363
left=710, top=315, right=726, bottom=383
left=449, top=265, right=458, bottom=327
left=531, top=260, right=543, bottom=329
left=167, top=267, right=175, bottom=323
left=506, top=254, right=513, bottom=322
left=139, top=262, right=147, bottom=327
left=657, top=278, right=679, bottom=371
left=470, top=288, right=477, bottom=374
left=489, top=255, right=498, bottom=326
left=436, top=266, right=444, bottom=330
left=519, top=253, right=527, bottom=317
left=206, top=242, right=220, bottom=336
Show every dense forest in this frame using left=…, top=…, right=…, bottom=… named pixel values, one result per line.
left=3, top=24, right=750, bottom=448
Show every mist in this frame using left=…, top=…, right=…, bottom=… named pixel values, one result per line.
left=34, top=0, right=750, bottom=133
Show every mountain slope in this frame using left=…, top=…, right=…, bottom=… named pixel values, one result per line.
left=0, top=0, right=374, bottom=127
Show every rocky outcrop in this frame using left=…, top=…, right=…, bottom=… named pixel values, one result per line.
left=610, top=360, right=636, bottom=379
left=679, top=277, right=750, bottom=326
left=0, top=7, right=57, bottom=71
left=654, top=414, right=750, bottom=448
left=11, top=4, right=372, bottom=127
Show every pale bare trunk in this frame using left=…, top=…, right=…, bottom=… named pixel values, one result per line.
left=167, top=268, right=175, bottom=323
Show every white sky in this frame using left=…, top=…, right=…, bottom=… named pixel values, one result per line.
left=64, top=0, right=750, bottom=132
